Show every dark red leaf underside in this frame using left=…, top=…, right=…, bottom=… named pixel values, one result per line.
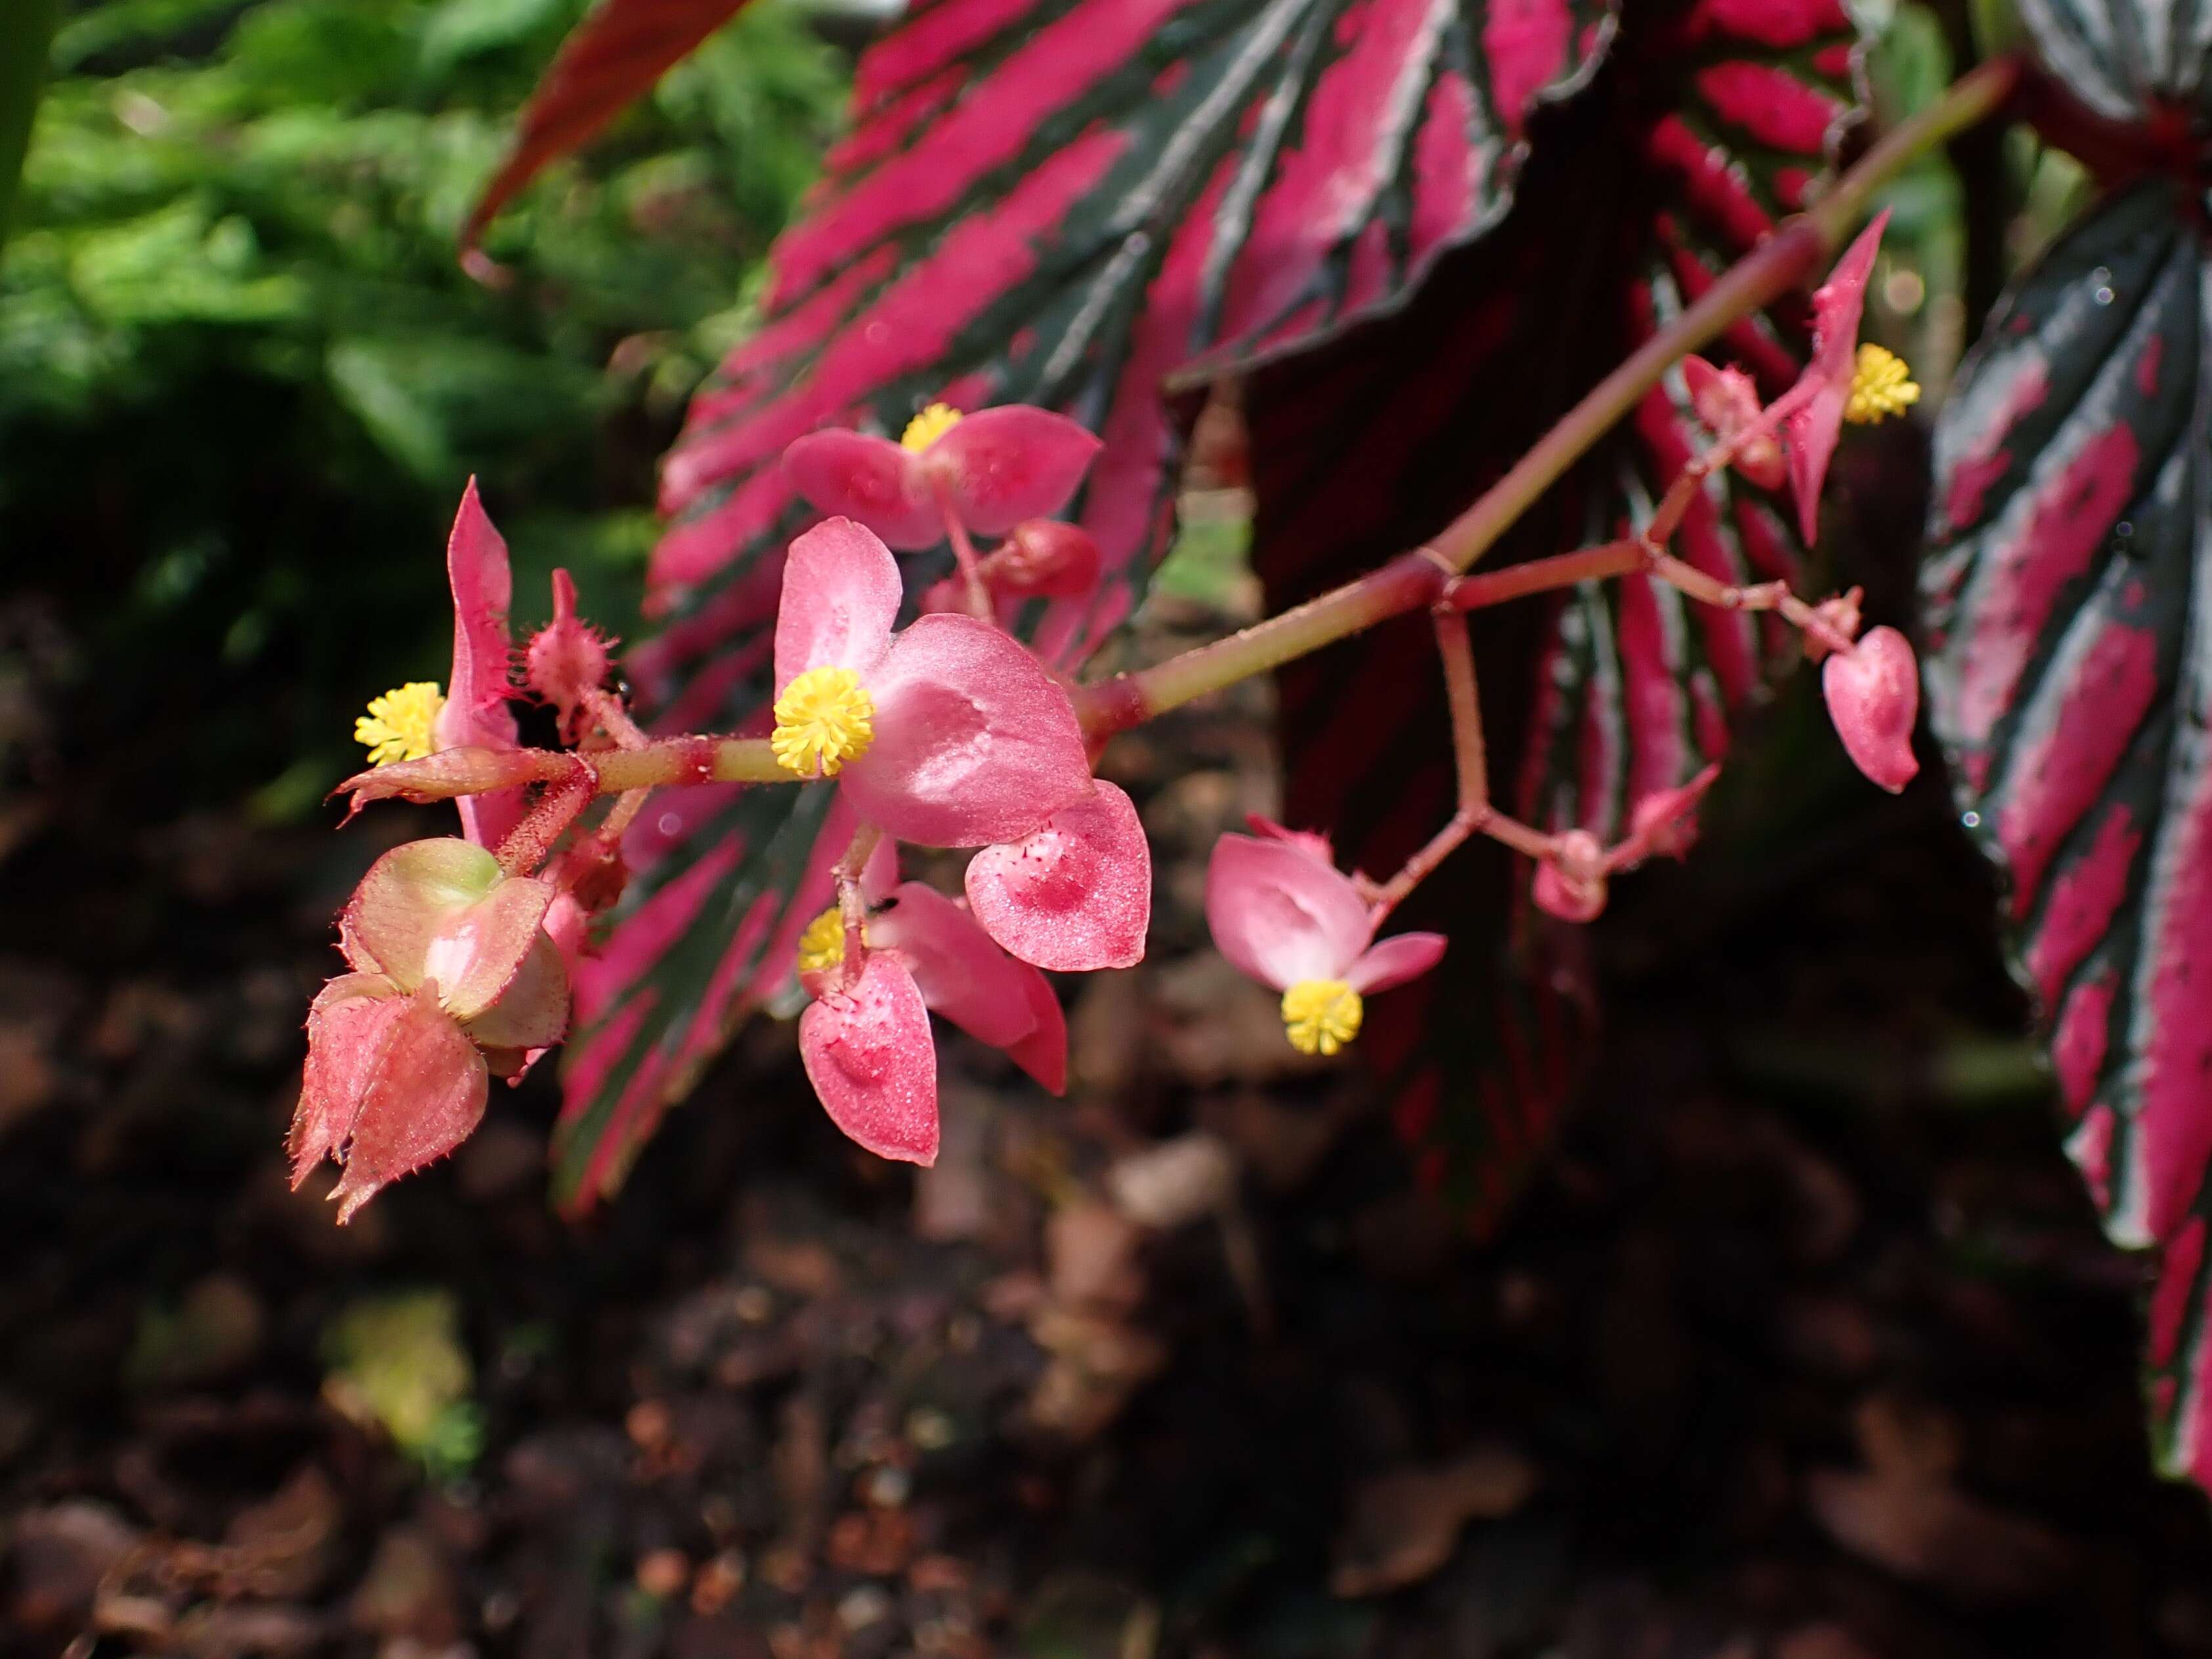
left=463, top=0, right=752, bottom=252
left=556, top=0, right=1620, bottom=1207
left=1248, top=0, right=1861, bottom=1228
left=1923, top=176, right=2212, bottom=1492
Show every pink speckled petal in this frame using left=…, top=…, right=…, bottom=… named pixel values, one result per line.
left=965, top=781, right=1151, bottom=972
left=925, top=405, right=1103, bottom=536
left=1203, top=832, right=1372, bottom=989
left=798, top=951, right=939, bottom=1165
left=326, top=983, right=489, bottom=1224
left=1823, top=624, right=1921, bottom=793
left=773, top=516, right=903, bottom=694
left=433, top=479, right=524, bottom=850
left=843, top=614, right=1091, bottom=848
left=1346, top=932, right=1447, bottom=995
left=783, top=429, right=943, bottom=550
left=871, top=881, right=1038, bottom=1049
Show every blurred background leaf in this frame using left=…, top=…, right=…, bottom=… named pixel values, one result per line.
left=1, top=0, right=845, bottom=811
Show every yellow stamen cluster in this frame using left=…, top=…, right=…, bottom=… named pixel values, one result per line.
left=1281, top=979, right=1363, bottom=1057
left=354, top=681, right=445, bottom=767
left=771, top=666, right=876, bottom=779
left=900, top=402, right=964, bottom=452
left=796, top=907, right=854, bottom=976
left=1845, top=343, right=1920, bottom=425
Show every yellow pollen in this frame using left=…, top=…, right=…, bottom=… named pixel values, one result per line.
left=899, top=402, right=964, bottom=452
left=796, top=907, right=851, bottom=976
left=354, top=681, right=444, bottom=767
left=771, top=665, right=876, bottom=779
left=1281, top=979, right=1363, bottom=1057
left=1845, top=343, right=1920, bottom=425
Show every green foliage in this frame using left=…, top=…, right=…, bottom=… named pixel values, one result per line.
left=1, top=0, right=843, bottom=806
left=321, top=1289, right=480, bottom=1479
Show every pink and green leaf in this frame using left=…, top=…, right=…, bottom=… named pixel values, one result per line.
left=1923, top=175, right=2212, bottom=1492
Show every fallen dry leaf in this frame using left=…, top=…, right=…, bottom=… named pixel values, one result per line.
left=1330, top=1446, right=1540, bottom=1597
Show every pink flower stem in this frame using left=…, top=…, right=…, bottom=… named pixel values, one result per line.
left=933, top=483, right=996, bottom=620
left=1643, top=549, right=1858, bottom=658
left=1366, top=609, right=1557, bottom=920
left=580, top=687, right=657, bottom=845
left=493, top=754, right=599, bottom=877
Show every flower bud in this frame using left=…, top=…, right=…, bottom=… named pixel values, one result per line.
left=983, top=519, right=1102, bottom=599
left=1682, top=355, right=1785, bottom=492
left=1822, top=624, right=1921, bottom=793
left=1532, top=829, right=1607, bottom=922
left=522, top=569, right=612, bottom=741
left=1802, top=586, right=1864, bottom=663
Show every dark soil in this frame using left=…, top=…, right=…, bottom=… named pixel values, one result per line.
left=4, top=585, right=2210, bottom=1659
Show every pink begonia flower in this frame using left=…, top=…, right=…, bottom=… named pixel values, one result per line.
left=1532, top=829, right=1607, bottom=923
left=783, top=403, right=1103, bottom=551
left=1619, top=763, right=1721, bottom=865
left=1682, top=356, right=1785, bottom=492
left=1822, top=624, right=1921, bottom=793
left=432, top=480, right=527, bottom=851
left=769, top=517, right=1094, bottom=846
left=293, top=838, right=570, bottom=1219
left=1781, top=210, right=1921, bottom=544
left=965, top=781, right=1151, bottom=972
left=1204, top=831, right=1446, bottom=1057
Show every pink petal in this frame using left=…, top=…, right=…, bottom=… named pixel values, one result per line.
left=870, top=881, right=1038, bottom=1048
left=456, top=929, right=570, bottom=1051
left=857, top=834, right=901, bottom=906
left=1347, top=932, right=1448, bottom=995
left=843, top=614, right=1092, bottom=847
left=1003, top=963, right=1067, bottom=1095
left=433, top=479, right=524, bottom=851
left=798, top=951, right=939, bottom=1165
left=422, top=876, right=555, bottom=1022
left=327, top=984, right=490, bottom=1223
left=1784, top=210, right=1889, bottom=545
left=289, top=973, right=404, bottom=1187
left=345, top=838, right=505, bottom=992
left=773, top=516, right=902, bottom=694
left=1784, top=378, right=1850, bottom=545
left=1822, top=624, right=1921, bottom=793
left=1203, top=832, right=1372, bottom=989
left=925, top=406, right=1102, bottom=536
left=783, top=429, right=943, bottom=551
left=1243, top=812, right=1336, bottom=865
left=964, top=782, right=1151, bottom=971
